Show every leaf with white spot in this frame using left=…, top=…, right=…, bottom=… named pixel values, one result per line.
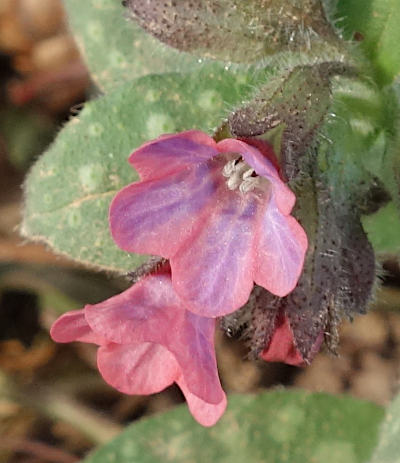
left=81, top=390, right=383, bottom=463
left=64, top=0, right=201, bottom=91
left=22, top=67, right=262, bottom=272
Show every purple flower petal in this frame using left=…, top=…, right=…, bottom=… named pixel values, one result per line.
left=110, top=161, right=222, bottom=257
left=254, top=196, right=308, bottom=297
left=171, top=189, right=256, bottom=317
left=110, top=131, right=308, bottom=317
left=217, top=138, right=296, bottom=214
left=129, top=130, right=218, bottom=181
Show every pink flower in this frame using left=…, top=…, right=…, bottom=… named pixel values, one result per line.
left=110, top=130, right=308, bottom=317
left=260, top=311, right=324, bottom=366
left=50, top=270, right=226, bottom=427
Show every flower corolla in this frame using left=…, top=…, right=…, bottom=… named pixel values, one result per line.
left=110, top=131, right=308, bottom=317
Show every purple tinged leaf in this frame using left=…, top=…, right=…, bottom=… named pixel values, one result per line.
left=124, top=0, right=336, bottom=63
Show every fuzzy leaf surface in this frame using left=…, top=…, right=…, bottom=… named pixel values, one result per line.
left=82, top=390, right=383, bottom=463
left=22, top=67, right=260, bottom=272
left=64, top=0, right=201, bottom=91
left=125, top=0, right=336, bottom=63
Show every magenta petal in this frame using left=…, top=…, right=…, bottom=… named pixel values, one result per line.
left=217, top=139, right=281, bottom=181
left=260, top=314, right=305, bottom=366
left=97, top=343, right=178, bottom=395
left=217, top=138, right=296, bottom=214
left=84, top=275, right=179, bottom=344
left=109, top=162, right=220, bottom=257
left=177, top=376, right=227, bottom=427
left=85, top=274, right=224, bottom=404
left=171, top=190, right=256, bottom=317
left=254, top=196, right=308, bottom=297
left=129, top=130, right=218, bottom=181
left=50, top=310, right=107, bottom=345
left=173, top=313, right=223, bottom=404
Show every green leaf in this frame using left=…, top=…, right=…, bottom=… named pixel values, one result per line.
left=335, top=0, right=400, bottom=86
left=125, top=0, right=337, bottom=63
left=64, top=0, right=201, bottom=91
left=320, top=77, right=392, bottom=196
left=380, top=82, right=400, bottom=212
left=82, top=390, right=384, bottom=463
left=362, top=202, right=400, bottom=256
left=370, top=394, right=400, bottom=463
left=22, top=66, right=261, bottom=272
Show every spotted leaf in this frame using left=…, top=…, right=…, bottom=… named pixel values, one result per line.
left=124, top=0, right=337, bottom=63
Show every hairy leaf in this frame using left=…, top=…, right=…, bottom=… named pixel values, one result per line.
left=125, top=0, right=338, bottom=63
left=64, top=0, right=201, bottom=91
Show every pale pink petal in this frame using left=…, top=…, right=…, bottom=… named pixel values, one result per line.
left=97, top=343, right=178, bottom=395
left=50, top=310, right=107, bottom=345
left=85, top=275, right=224, bottom=404
left=129, top=130, right=218, bottom=181
left=217, top=138, right=296, bottom=214
left=254, top=196, right=308, bottom=297
left=260, top=314, right=304, bottom=366
left=84, top=275, right=180, bottom=344
left=171, top=188, right=256, bottom=317
left=177, top=376, right=227, bottom=427
left=109, top=161, right=222, bottom=257
left=172, top=313, right=223, bottom=404
left=97, top=342, right=227, bottom=426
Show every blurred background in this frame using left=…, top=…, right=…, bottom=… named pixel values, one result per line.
left=0, top=1, right=399, bottom=462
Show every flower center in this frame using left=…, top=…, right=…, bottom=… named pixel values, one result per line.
left=222, top=157, right=260, bottom=194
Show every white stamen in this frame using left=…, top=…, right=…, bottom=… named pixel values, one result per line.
left=242, top=168, right=255, bottom=179
left=227, top=170, right=243, bottom=190
left=222, top=158, right=261, bottom=194
left=239, top=177, right=260, bottom=193
left=222, top=159, right=238, bottom=178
